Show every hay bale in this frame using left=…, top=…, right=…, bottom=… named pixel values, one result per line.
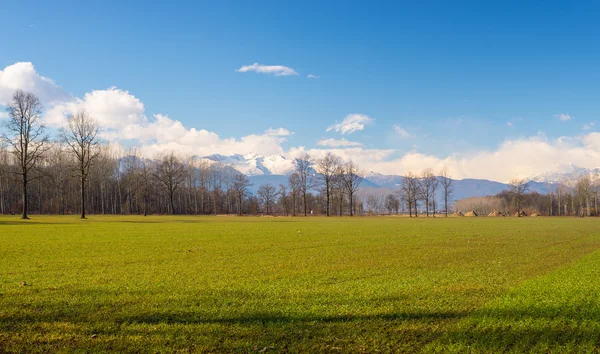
left=453, top=211, right=464, bottom=217
left=530, top=212, right=541, bottom=217
left=487, top=211, right=505, bottom=217
left=514, top=211, right=527, bottom=217
left=465, top=211, right=478, bottom=217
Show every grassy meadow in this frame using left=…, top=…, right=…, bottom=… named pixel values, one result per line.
left=1, top=215, right=600, bottom=352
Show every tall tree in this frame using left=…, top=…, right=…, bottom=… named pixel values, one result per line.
left=288, top=172, right=301, bottom=216
left=440, top=166, right=454, bottom=217
left=576, top=176, right=592, bottom=217
left=61, top=109, right=100, bottom=219
left=401, top=172, right=419, bottom=217
left=294, top=154, right=315, bottom=216
left=232, top=173, right=252, bottom=215
left=154, top=153, right=185, bottom=214
left=342, top=160, right=363, bottom=216
left=257, top=183, right=278, bottom=215
left=419, top=168, right=437, bottom=217
left=1, top=90, right=49, bottom=219
left=508, top=178, right=529, bottom=216
left=316, top=152, right=342, bottom=216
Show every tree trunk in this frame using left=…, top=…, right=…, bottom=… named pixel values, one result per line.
left=22, top=172, right=28, bottom=219
left=81, top=176, right=86, bottom=219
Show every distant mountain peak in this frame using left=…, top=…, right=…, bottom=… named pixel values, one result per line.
left=200, top=152, right=295, bottom=176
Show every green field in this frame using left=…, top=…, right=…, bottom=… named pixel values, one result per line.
left=1, top=216, right=600, bottom=353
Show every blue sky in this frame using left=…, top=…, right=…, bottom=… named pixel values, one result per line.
left=1, top=1, right=600, bottom=181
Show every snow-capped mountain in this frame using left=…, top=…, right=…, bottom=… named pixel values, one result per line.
left=193, top=153, right=595, bottom=199
left=531, top=165, right=600, bottom=183
left=200, top=153, right=295, bottom=176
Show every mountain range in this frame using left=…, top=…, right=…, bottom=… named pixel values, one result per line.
left=199, top=153, right=596, bottom=200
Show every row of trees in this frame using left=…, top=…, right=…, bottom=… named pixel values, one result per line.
left=398, top=167, right=454, bottom=217
left=454, top=176, right=600, bottom=217
left=1, top=90, right=370, bottom=218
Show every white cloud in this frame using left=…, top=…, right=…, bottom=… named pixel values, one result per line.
left=316, top=138, right=363, bottom=147
left=44, top=87, right=146, bottom=130
left=8, top=61, right=600, bottom=184
left=236, top=63, right=298, bottom=76
left=307, top=74, right=320, bottom=79
left=326, top=113, right=373, bottom=135
left=0, top=62, right=70, bottom=105
left=265, top=127, right=292, bottom=136
left=584, top=122, right=595, bottom=130
left=556, top=113, right=573, bottom=121
left=392, top=124, right=413, bottom=138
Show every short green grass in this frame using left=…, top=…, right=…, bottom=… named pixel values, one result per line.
left=1, top=216, right=600, bottom=353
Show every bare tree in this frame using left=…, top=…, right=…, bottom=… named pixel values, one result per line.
left=232, top=173, right=252, bottom=215
left=257, top=183, right=278, bottom=215
left=316, top=152, right=342, bottom=217
left=440, top=166, right=454, bottom=217
left=139, top=158, right=152, bottom=216
left=401, top=172, right=419, bottom=217
left=60, top=109, right=100, bottom=218
left=154, top=153, right=186, bottom=214
left=1, top=90, right=49, bottom=219
left=278, top=184, right=290, bottom=216
left=508, top=178, right=529, bottom=216
left=385, top=193, right=400, bottom=214
left=342, top=160, right=363, bottom=216
left=576, top=176, right=592, bottom=217
left=294, top=154, right=315, bottom=216
left=419, top=169, right=437, bottom=217
left=288, top=172, right=301, bottom=216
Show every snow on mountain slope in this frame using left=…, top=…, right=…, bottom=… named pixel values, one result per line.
left=200, top=153, right=295, bottom=176
left=531, top=164, right=600, bottom=183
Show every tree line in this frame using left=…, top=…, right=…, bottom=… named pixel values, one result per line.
left=455, top=176, right=600, bottom=217
left=0, top=90, right=371, bottom=218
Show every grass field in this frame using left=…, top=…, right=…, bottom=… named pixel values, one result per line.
left=1, top=216, right=600, bottom=353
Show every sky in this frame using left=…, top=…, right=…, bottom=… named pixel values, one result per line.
left=1, top=0, right=600, bottom=182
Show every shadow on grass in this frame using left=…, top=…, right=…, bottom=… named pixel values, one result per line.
left=116, top=310, right=464, bottom=325
left=3, top=306, right=600, bottom=351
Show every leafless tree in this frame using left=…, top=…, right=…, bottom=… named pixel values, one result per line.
left=154, top=153, right=186, bottom=214
left=257, top=183, right=278, bottom=215
left=288, top=172, right=301, bottom=216
left=401, top=172, right=420, bottom=217
left=316, top=152, right=342, bottom=216
left=440, top=165, right=454, bottom=217
left=60, top=109, right=100, bottom=218
left=278, top=184, right=290, bottom=215
left=1, top=90, right=49, bottom=219
left=294, top=154, right=315, bottom=216
left=576, top=176, right=592, bottom=217
left=385, top=193, right=400, bottom=214
left=508, top=178, right=529, bottom=216
left=342, top=160, right=363, bottom=216
left=419, top=169, right=437, bottom=217
left=232, top=173, right=252, bottom=215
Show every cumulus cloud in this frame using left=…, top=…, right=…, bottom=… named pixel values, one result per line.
left=44, top=87, right=146, bottom=130
left=326, top=114, right=373, bottom=135
left=236, top=63, right=298, bottom=76
left=316, top=138, right=363, bottom=147
left=556, top=113, right=573, bottom=121
left=584, top=122, right=595, bottom=130
left=265, top=127, right=292, bottom=136
left=6, top=61, right=600, bottom=183
left=393, top=124, right=413, bottom=138
left=0, top=62, right=70, bottom=104
left=307, top=74, right=320, bottom=79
